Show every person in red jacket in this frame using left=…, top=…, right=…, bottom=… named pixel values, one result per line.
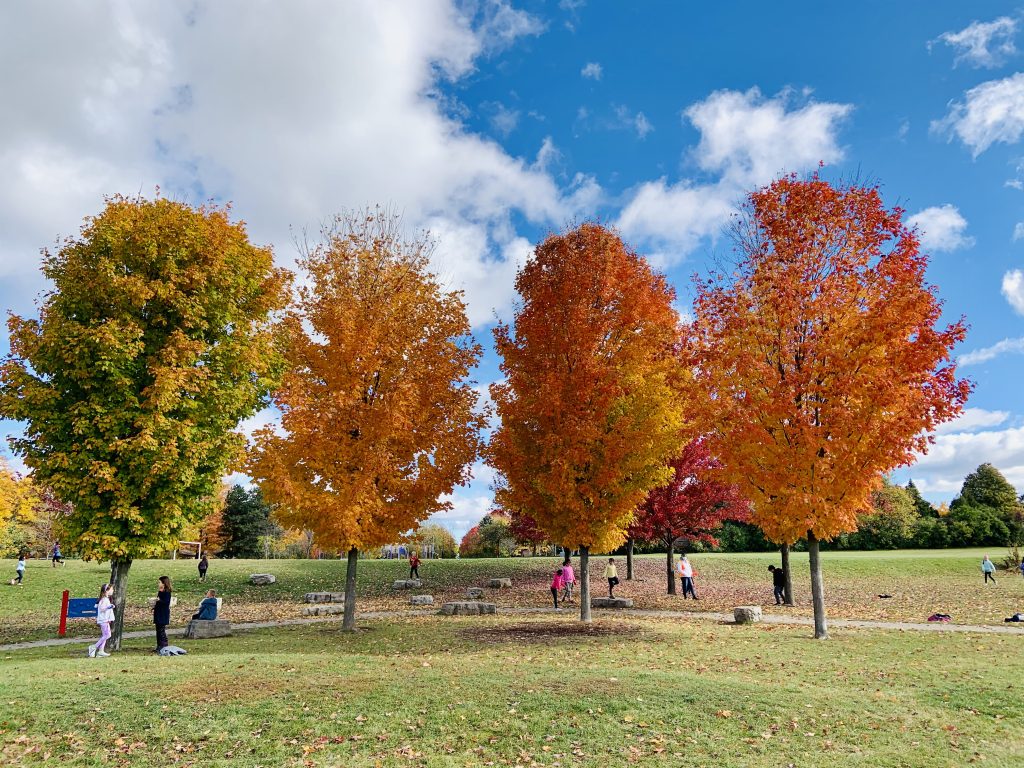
left=409, top=551, right=421, bottom=579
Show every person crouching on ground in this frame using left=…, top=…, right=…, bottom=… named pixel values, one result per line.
left=605, top=558, right=619, bottom=598
left=192, top=589, right=219, bottom=621
left=154, top=575, right=173, bottom=652
left=89, top=583, right=115, bottom=657
left=768, top=564, right=786, bottom=605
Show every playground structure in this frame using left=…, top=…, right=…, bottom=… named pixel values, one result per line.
left=173, top=540, right=203, bottom=560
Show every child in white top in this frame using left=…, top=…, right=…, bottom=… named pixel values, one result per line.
left=89, top=584, right=115, bottom=658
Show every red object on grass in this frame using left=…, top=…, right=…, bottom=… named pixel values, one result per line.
left=58, top=589, right=70, bottom=637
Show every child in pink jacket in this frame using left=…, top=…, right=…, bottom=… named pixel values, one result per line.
left=550, top=568, right=564, bottom=610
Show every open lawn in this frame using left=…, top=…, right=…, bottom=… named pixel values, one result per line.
left=2, top=614, right=1023, bottom=767
left=2, top=549, right=1023, bottom=645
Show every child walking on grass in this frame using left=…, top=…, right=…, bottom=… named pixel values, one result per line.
left=560, top=558, right=576, bottom=604
left=551, top=568, right=564, bottom=610
left=88, top=584, right=114, bottom=658
left=13, top=553, right=26, bottom=585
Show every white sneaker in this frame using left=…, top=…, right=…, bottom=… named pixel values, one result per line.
left=87, top=646, right=96, bottom=658
left=96, top=651, right=110, bottom=657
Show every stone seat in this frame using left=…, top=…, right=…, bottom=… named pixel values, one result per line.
left=733, top=605, right=763, bottom=624
left=440, top=601, right=497, bottom=616
left=392, top=579, right=422, bottom=589
left=184, top=619, right=232, bottom=639
left=410, top=595, right=434, bottom=606
left=303, top=604, right=345, bottom=616
left=488, top=578, right=512, bottom=589
left=591, top=597, right=634, bottom=609
left=249, top=573, right=276, bottom=585
left=304, top=592, right=345, bottom=603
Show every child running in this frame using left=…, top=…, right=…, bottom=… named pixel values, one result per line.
left=88, top=583, right=115, bottom=658
left=14, top=552, right=26, bottom=585
left=550, top=567, right=564, bottom=609
left=605, top=558, right=619, bottom=598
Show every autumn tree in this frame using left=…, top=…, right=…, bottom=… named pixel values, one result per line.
left=508, top=509, right=546, bottom=555
left=405, top=523, right=458, bottom=558
left=0, top=458, right=37, bottom=556
left=489, top=223, right=687, bottom=621
left=632, top=438, right=749, bottom=594
left=688, top=176, right=970, bottom=638
left=247, top=210, right=485, bottom=630
left=0, top=196, right=289, bottom=648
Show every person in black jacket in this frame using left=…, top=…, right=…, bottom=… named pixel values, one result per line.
left=768, top=564, right=786, bottom=605
left=197, top=554, right=209, bottom=583
left=154, top=575, right=172, bottom=651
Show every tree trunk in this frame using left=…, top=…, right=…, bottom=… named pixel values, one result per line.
left=807, top=533, right=828, bottom=639
left=342, top=546, right=358, bottom=632
left=626, top=538, right=634, bottom=580
left=781, top=542, right=794, bottom=606
left=579, top=546, right=592, bottom=623
left=665, top=540, right=676, bottom=595
left=108, top=557, right=132, bottom=651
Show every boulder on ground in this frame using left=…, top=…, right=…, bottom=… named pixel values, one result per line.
left=591, top=597, right=634, bottom=609
left=733, top=606, right=763, bottom=624
left=440, top=601, right=497, bottom=616
left=392, top=579, right=422, bottom=589
left=488, top=578, right=512, bottom=589
left=410, top=595, right=434, bottom=606
left=184, top=619, right=232, bottom=639
left=466, top=587, right=485, bottom=599
left=249, top=574, right=276, bottom=586
left=303, top=604, right=345, bottom=616
left=304, top=592, right=345, bottom=603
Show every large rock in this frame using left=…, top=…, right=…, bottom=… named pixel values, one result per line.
left=466, top=587, right=485, bottom=599
left=733, top=606, right=763, bottom=624
left=249, top=573, right=276, bottom=586
left=488, top=578, right=512, bottom=589
left=591, top=597, right=634, bottom=609
left=303, top=604, right=345, bottom=616
left=304, top=592, right=345, bottom=603
left=440, top=601, right=497, bottom=616
left=392, top=579, right=422, bottom=590
left=184, top=619, right=232, bottom=639
left=410, top=595, right=434, bottom=606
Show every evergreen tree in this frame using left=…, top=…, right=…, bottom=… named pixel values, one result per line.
left=219, top=485, right=273, bottom=558
left=906, top=480, right=938, bottom=518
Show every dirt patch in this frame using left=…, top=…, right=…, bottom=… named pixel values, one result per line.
left=460, top=620, right=642, bottom=644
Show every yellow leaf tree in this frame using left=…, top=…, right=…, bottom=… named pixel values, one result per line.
left=488, top=223, right=688, bottom=621
left=247, top=210, right=486, bottom=630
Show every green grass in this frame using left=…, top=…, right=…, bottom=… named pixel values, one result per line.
left=3, top=549, right=1023, bottom=644
left=2, top=615, right=1022, bottom=767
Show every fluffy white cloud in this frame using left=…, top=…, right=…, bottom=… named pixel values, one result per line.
left=933, top=72, right=1024, bottom=157
left=908, top=422, right=1024, bottom=496
left=1003, top=268, right=1024, bottom=314
left=1014, top=222, right=1024, bottom=240
left=906, top=204, right=974, bottom=252
left=618, top=88, right=851, bottom=260
left=581, top=62, right=602, bottom=80
left=933, top=407, right=1010, bottom=436
left=958, top=337, right=1024, bottom=366
left=0, top=0, right=577, bottom=331
left=933, top=16, right=1018, bottom=68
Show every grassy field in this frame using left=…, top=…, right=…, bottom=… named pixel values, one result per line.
left=2, top=614, right=1023, bottom=767
left=2, top=549, right=1023, bottom=645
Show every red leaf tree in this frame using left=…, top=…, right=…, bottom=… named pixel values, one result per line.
left=631, top=438, right=749, bottom=595
left=508, top=509, right=546, bottom=555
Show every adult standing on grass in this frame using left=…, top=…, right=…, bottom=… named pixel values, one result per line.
left=679, top=555, right=698, bottom=600
left=154, top=576, right=173, bottom=652
left=409, top=551, right=421, bottom=580
left=982, top=555, right=997, bottom=585
left=197, top=554, right=209, bottom=583
left=88, top=584, right=114, bottom=657
left=13, top=551, right=26, bottom=585
left=768, top=564, right=786, bottom=605
left=561, top=556, right=576, bottom=604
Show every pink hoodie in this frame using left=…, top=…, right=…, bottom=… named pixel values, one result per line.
left=561, top=565, right=575, bottom=584
left=551, top=572, right=563, bottom=590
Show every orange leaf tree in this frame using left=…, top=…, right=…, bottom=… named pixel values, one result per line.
left=247, top=210, right=485, bottom=630
left=688, top=176, right=971, bottom=638
left=489, top=223, right=687, bottom=621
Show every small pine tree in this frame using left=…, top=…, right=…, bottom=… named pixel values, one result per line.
left=219, top=485, right=272, bottom=559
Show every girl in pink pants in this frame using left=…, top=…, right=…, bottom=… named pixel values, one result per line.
left=88, top=584, right=115, bottom=657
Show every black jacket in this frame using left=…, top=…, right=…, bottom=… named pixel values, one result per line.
left=154, top=590, right=171, bottom=625
left=772, top=569, right=786, bottom=588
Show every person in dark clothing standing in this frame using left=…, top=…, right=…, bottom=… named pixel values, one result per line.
left=197, top=554, right=209, bottom=583
left=409, top=551, right=421, bottom=579
left=153, top=575, right=172, bottom=652
left=768, top=564, right=786, bottom=605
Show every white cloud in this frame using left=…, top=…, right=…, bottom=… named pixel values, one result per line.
left=933, top=72, right=1024, bottom=157
left=618, top=87, right=851, bottom=261
left=1014, top=222, right=1024, bottom=240
left=906, top=204, right=974, bottom=252
left=1003, top=269, right=1024, bottom=313
left=908, top=422, right=1024, bottom=497
left=611, top=105, right=654, bottom=138
left=933, top=17, right=1018, bottom=69
left=581, top=61, right=602, bottom=80
left=488, top=102, right=520, bottom=137
left=933, top=407, right=1010, bottom=436
left=958, top=337, right=1024, bottom=365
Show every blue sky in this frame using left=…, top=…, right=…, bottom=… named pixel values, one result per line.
left=1, top=1, right=1022, bottom=540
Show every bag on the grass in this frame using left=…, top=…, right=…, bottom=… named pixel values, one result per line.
left=927, top=613, right=952, bottom=623
left=158, top=645, right=188, bottom=656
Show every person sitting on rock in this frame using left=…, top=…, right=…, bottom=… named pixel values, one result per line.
left=192, top=589, right=219, bottom=621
